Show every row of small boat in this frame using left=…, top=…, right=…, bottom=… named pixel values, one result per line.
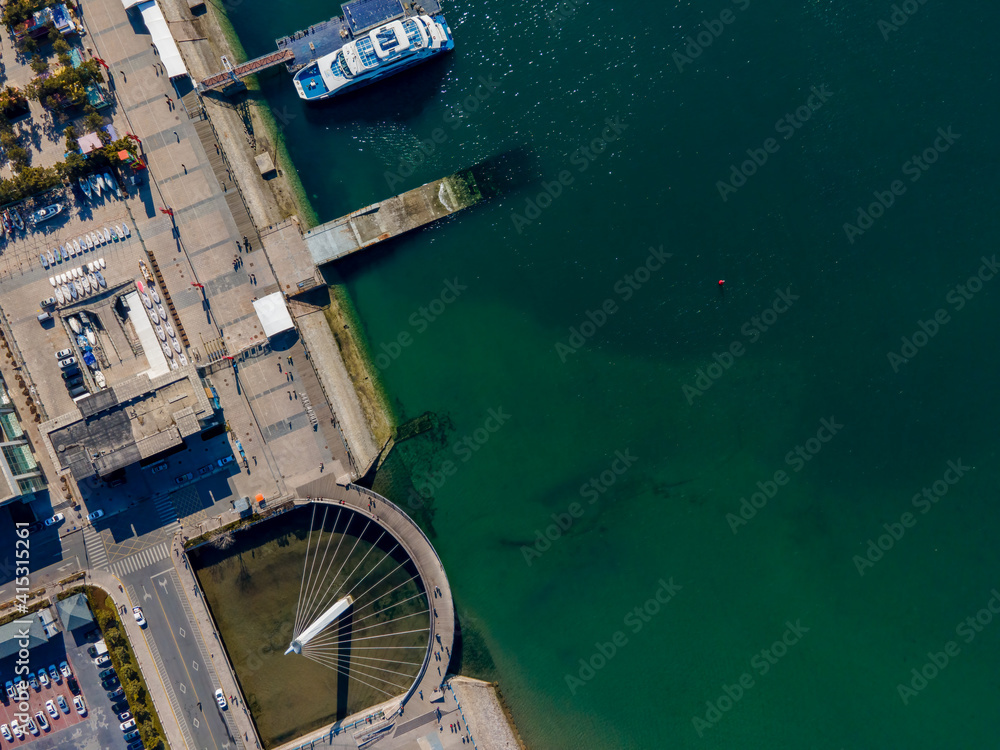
left=39, top=223, right=130, bottom=269
left=79, top=172, right=122, bottom=200
left=68, top=314, right=108, bottom=389
left=1, top=208, right=25, bottom=236
left=49, top=259, right=107, bottom=305
left=136, top=279, right=183, bottom=357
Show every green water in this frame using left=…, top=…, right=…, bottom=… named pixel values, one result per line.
left=225, top=0, right=1000, bottom=746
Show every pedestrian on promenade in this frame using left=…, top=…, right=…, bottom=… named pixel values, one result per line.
left=174, top=131, right=179, bottom=142
left=320, top=463, right=324, bottom=472
left=119, top=70, right=126, bottom=81
left=182, top=164, right=187, bottom=174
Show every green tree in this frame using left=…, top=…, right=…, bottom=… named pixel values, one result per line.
left=29, top=55, right=48, bottom=74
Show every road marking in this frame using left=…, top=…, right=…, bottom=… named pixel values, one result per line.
left=151, top=571, right=223, bottom=748
left=151, top=569, right=173, bottom=580
left=142, top=585, right=152, bottom=602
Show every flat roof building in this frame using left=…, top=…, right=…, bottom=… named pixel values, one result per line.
left=40, top=367, right=215, bottom=481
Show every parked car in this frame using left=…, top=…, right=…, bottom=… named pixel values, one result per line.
left=106, top=686, right=123, bottom=700
left=59, top=661, right=72, bottom=678
left=4, top=680, right=14, bottom=699
left=98, top=668, right=116, bottom=681
left=214, top=688, right=228, bottom=709
left=133, top=606, right=146, bottom=628
left=198, top=464, right=213, bottom=476
left=27, top=673, right=38, bottom=689
left=127, top=741, right=144, bottom=750
left=61, top=366, right=81, bottom=380
left=150, top=462, right=168, bottom=474
left=175, top=472, right=193, bottom=484
left=56, top=694, right=69, bottom=714
left=0, top=724, right=11, bottom=741
left=111, top=700, right=130, bottom=715
left=55, top=348, right=72, bottom=360
left=34, top=711, right=48, bottom=732
left=217, top=455, right=235, bottom=467
left=101, top=678, right=119, bottom=691
left=44, top=513, right=64, bottom=527
left=40, top=297, right=56, bottom=308
left=38, top=671, right=48, bottom=688
left=48, top=664, right=60, bottom=683
left=120, top=718, right=136, bottom=732
left=124, top=730, right=140, bottom=743
left=58, top=357, right=76, bottom=368
left=9, top=719, right=22, bottom=739
left=87, top=509, right=105, bottom=521
left=73, top=696, right=86, bottom=716
left=67, top=676, right=80, bottom=695
left=44, top=700, right=57, bottom=719
left=95, top=654, right=111, bottom=667
left=118, top=711, right=132, bottom=722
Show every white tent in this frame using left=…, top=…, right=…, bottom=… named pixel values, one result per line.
left=253, top=293, right=295, bottom=338
left=122, top=0, right=188, bottom=79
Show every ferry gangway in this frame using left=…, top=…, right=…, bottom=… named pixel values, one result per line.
left=197, top=50, right=295, bottom=92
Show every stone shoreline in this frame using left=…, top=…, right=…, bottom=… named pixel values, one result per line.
left=450, top=677, right=527, bottom=750
left=158, top=0, right=396, bottom=460
left=156, top=4, right=526, bottom=749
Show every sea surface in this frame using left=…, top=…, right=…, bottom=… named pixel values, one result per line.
left=225, top=0, right=1000, bottom=746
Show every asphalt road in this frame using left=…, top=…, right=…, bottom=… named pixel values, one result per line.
left=120, top=561, right=241, bottom=750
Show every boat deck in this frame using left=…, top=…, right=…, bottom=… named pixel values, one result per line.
left=276, top=0, right=443, bottom=71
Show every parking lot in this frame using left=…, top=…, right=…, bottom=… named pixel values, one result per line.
left=0, top=189, right=179, bottom=420
left=0, top=625, right=142, bottom=749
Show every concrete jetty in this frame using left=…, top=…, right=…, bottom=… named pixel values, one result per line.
left=266, top=171, right=482, bottom=295
left=305, top=170, right=482, bottom=266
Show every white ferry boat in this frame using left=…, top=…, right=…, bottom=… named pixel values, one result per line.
left=293, top=15, right=454, bottom=101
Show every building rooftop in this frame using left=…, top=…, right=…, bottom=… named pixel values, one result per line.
left=41, top=367, right=214, bottom=480
left=55, top=593, right=95, bottom=632
left=0, top=610, right=51, bottom=660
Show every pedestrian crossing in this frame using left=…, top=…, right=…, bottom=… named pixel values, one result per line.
left=82, top=525, right=108, bottom=569
left=108, top=543, right=170, bottom=577
left=153, top=494, right=180, bottom=528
